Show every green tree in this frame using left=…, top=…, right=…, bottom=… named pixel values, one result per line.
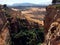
left=3, top=4, right=8, bottom=10
left=52, top=0, right=56, bottom=4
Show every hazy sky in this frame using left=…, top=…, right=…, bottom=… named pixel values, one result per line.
left=0, top=0, right=52, bottom=5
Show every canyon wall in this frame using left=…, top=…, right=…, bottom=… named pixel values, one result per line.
left=0, top=5, right=11, bottom=45
left=44, top=5, right=60, bottom=45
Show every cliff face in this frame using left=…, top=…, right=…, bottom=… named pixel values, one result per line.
left=0, top=27, right=10, bottom=45
left=0, top=5, right=11, bottom=45
left=44, top=5, right=60, bottom=45
left=0, top=9, right=7, bottom=30
left=44, top=5, right=60, bottom=33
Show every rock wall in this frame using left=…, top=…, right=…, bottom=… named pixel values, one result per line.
left=0, top=27, right=10, bottom=45
left=44, top=5, right=57, bottom=33
left=44, top=5, right=60, bottom=45
left=0, top=5, right=11, bottom=45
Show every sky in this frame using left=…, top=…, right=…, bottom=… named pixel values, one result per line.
left=0, top=0, right=52, bottom=5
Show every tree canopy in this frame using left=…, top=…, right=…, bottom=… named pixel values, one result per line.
left=52, top=0, right=57, bottom=4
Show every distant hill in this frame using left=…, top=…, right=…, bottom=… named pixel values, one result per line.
left=13, top=3, right=38, bottom=6
left=8, top=3, right=47, bottom=9
left=12, top=3, right=47, bottom=6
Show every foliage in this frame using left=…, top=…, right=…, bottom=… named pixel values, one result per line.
left=55, top=4, right=60, bottom=8
left=6, top=13, right=11, bottom=18
left=52, top=0, right=56, bottom=4
left=8, top=18, right=44, bottom=45
left=13, top=28, right=44, bottom=45
left=57, top=0, right=60, bottom=2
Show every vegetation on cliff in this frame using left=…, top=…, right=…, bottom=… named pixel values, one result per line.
left=7, top=17, right=44, bottom=45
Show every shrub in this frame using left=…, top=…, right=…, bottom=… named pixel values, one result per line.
left=13, top=28, right=44, bottom=45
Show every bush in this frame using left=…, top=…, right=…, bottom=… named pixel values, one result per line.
left=13, top=28, right=44, bottom=45
left=9, top=18, right=45, bottom=45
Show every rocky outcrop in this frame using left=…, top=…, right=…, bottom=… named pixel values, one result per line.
left=44, top=5, right=57, bottom=33
left=0, top=27, right=10, bottom=45
left=0, top=5, right=11, bottom=45
left=44, top=5, right=60, bottom=45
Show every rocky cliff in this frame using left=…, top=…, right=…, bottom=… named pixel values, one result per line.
left=44, top=5, right=60, bottom=45
left=0, top=5, right=11, bottom=45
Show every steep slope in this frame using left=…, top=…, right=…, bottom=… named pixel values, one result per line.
left=44, top=5, right=60, bottom=45
left=0, top=5, right=11, bottom=45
